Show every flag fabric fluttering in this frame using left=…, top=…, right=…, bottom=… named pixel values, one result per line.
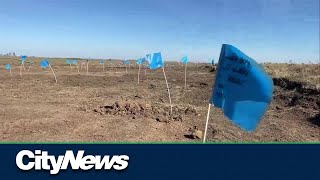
left=146, top=54, right=152, bottom=63
left=211, top=59, right=215, bottom=65
left=209, top=44, right=274, bottom=132
left=149, top=52, right=163, bottom=69
left=71, top=60, right=77, bottom=65
left=40, top=60, right=49, bottom=68
left=5, top=64, right=11, bottom=70
left=136, top=57, right=146, bottom=65
left=66, top=60, right=71, bottom=64
left=181, top=56, right=188, bottom=64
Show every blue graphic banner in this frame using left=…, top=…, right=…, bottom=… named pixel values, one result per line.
left=0, top=144, right=319, bottom=180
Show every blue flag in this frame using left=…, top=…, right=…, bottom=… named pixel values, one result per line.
left=181, top=56, right=188, bottom=64
left=136, top=58, right=146, bottom=65
left=5, top=64, right=11, bottom=70
left=21, top=55, right=27, bottom=62
left=146, top=54, right=152, bottom=63
left=40, top=60, right=49, bottom=68
left=66, top=59, right=71, bottom=64
left=71, top=60, right=77, bottom=64
left=99, top=59, right=105, bottom=64
left=149, top=52, right=163, bottom=69
left=211, top=59, right=215, bottom=65
left=210, top=44, right=274, bottom=131
left=123, top=59, right=130, bottom=65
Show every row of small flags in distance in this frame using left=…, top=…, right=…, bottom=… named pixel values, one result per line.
left=5, top=58, right=50, bottom=70
left=4, top=54, right=215, bottom=71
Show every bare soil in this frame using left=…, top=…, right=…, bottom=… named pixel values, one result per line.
left=0, top=58, right=319, bottom=142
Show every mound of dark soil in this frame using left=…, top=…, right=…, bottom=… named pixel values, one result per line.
left=273, top=78, right=319, bottom=127
left=273, top=78, right=319, bottom=95
left=273, top=78, right=320, bottom=110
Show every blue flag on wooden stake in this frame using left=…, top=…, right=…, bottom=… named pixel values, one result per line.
left=181, top=56, right=188, bottom=64
left=40, top=60, right=49, bottom=68
left=5, top=64, right=11, bottom=70
left=149, top=52, right=163, bottom=69
left=71, top=60, right=77, bottom=64
left=99, top=59, right=104, bottom=64
left=66, top=59, right=71, bottom=64
left=210, top=44, right=274, bottom=131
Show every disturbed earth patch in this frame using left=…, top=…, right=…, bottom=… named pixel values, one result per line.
left=93, top=100, right=199, bottom=123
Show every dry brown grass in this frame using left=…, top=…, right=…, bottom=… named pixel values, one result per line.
left=263, top=63, right=320, bottom=88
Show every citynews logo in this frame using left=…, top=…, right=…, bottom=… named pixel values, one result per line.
left=16, top=150, right=129, bottom=175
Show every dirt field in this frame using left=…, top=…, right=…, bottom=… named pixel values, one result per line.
left=0, top=57, right=319, bottom=142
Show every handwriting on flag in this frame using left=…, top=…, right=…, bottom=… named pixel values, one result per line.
left=211, top=44, right=273, bottom=131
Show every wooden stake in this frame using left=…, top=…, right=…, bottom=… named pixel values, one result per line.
left=184, top=62, right=187, bottom=88
left=20, top=63, right=23, bottom=77
left=81, top=62, right=84, bottom=70
left=48, top=64, right=58, bottom=83
left=138, top=64, right=141, bottom=84
left=162, top=67, right=173, bottom=114
left=86, top=60, right=89, bottom=75
left=76, top=63, right=80, bottom=74
left=203, top=104, right=212, bottom=143
left=28, top=63, right=32, bottom=72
